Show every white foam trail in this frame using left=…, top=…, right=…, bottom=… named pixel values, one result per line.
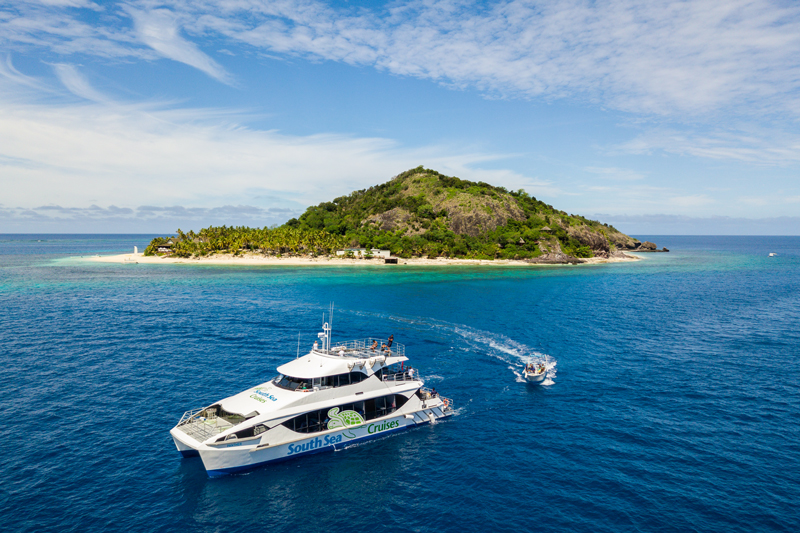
left=343, top=310, right=557, bottom=384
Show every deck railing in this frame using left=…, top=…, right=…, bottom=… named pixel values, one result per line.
left=382, top=370, right=423, bottom=383
left=176, top=408, right=232, bottom=442
left=323, top=338, right=406, bottom=359
left=177, top=408, right=204, bottom=427
left=419, top=388, right=454, bottom=412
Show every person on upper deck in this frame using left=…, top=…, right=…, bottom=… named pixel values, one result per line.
left=387, top=334, right=394, bottom=348
left=371, top=340, right=378, bottom=352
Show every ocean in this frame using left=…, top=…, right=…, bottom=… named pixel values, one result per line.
left=1, top=235, right=798, bottom=532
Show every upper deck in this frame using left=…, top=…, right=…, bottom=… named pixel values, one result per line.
left=319, top=338, right=405, bottom=359
left=277, top=338, right=408, bottom=379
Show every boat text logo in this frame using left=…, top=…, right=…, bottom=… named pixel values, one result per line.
left=287, top=416, right=402, bottom=456
left=326, top=407, right=365, bottom=437
left=250, top=387, right=278, bottom=403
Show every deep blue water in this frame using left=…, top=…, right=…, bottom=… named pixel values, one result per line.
left=1, top=234, right=799, bottom=532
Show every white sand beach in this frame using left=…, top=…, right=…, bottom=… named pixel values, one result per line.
left=84, top=252, right=642, bottom=266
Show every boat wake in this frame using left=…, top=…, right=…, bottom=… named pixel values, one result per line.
left=345, top=310, right=556, bottom=385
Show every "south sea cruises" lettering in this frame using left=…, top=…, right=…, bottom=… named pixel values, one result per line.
left=287, top=419, right=401, bottom=455
left=250, top=388, right=278, bottom=403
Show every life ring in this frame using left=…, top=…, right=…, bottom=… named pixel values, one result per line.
left=443, top=399, right=450, bottom=409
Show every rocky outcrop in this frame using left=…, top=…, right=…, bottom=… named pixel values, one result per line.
left=447, top=206, right=519, bottom=237
left=529, top=237, right=585, bottom=264
left=568, top=224, right=610, bottom=254
left=436, top=196, right=525, bottom=237
left=633, top=241, right=669, bottom=252
left=527, top=253, right=585, bottom=264
left=364, top=207, right=413, bottom=231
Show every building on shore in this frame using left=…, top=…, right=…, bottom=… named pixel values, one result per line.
left=157, top=240, right=176, bottom=254
left=335, top=248, right=391, bottom=259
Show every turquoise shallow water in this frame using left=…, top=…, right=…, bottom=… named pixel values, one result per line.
left=1, top=235, right=799, bottom=532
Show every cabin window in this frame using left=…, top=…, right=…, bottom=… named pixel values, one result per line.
left=281, top=394, right=409, bottom=434
left=288, top=371, right=368, bottom=390
left=217, top=423, right=272, bottom=442
left=274, top=375, right=312, bottom=391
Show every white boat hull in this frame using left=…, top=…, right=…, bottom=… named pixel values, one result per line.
left=172, top=405, right=450, bottom=476
left=523, top=370, right=546, bottom=384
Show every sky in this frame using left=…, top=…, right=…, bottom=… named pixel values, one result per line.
left=1, top=0, right=799, bottom=234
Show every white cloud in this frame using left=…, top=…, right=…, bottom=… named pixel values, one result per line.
left=3, top=1, right=799, bottom=118
left=124, top=6, right=234, bottom=84
left=51, top=63, right=107, bottom=101
left=616, top=129, right=800, bottom=164
left=0, top=203, right=299, bottom=232
left=33, top=0, right=101, bottom=9
left=0, top=66, right=546, bottom=214
left=179, top=0, right=800, bottom=117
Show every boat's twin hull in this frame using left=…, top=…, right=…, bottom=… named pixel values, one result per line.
left=173, top=407, right=449, bottom=476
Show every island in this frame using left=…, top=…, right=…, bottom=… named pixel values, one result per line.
left=92, top=167, right=667, bottom=266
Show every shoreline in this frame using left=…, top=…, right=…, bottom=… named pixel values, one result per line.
left=82, top=252, right=643, bottom=267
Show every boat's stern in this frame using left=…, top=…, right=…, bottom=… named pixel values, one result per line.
left=170, top=408, right=214, bottom=458
left=170, top=427, right=202, bottom=457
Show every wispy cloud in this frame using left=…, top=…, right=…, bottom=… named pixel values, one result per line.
left=0, top=55, right=47, bottom=90
left=616, top=128, right=800, bottom=164
left=124, top=6, right=233, bottom=85
left=0, top=63, right=546, bottom=215
left=33, top=1, right=102, bottom=9
left=51, top=63, right=107, bottom=101
left=184, top=0, right=800, bottom=117
left=3, top=0, right=799, bottom=118
left=0, top=203, right=302, bottom=232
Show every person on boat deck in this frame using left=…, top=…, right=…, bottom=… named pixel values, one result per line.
left=431, top=387, right=438, bottom=397
left=371, top=340, right=378, bottom=352
left=387, top=334, right=394, bottom=349
left=381, top=343, right=387, bottom=353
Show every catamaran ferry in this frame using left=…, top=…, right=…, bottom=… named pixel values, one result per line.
left=170, top=321, right=453, bottom=476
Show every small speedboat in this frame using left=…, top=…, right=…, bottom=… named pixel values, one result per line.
left=768, top=253, right=777, bottom=257
left=523, top=362, right=547, bottom=384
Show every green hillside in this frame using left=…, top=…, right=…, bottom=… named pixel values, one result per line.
left=286, top=166, right=641, bottom=260
left=145, top=166, right=647, bottom=260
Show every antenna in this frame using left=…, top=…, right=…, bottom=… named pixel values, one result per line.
left=296, top=332, right=300, bottom=359
left=329, top=301, right=334, bottom=349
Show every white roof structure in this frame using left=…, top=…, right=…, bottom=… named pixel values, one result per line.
left=277, top=351, right=408, bottom=379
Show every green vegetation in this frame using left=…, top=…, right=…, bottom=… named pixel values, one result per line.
left=145, top=166, right=638, bottom=260
left=144, top=226, right=347, bottom=258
